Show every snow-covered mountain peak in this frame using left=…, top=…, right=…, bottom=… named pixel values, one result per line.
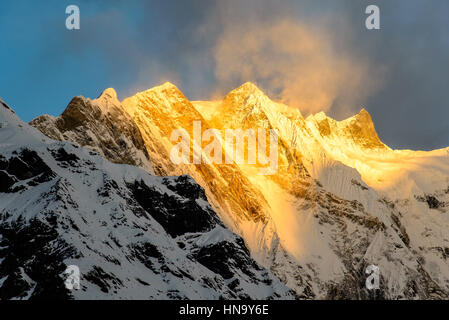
left=343, top=108, right=386, bottom=148
left=159, top=81, right=179, bottom=90
left=231, top=82, right=266, bottom=96
left=355, top=107, right=369, bottom=118
left=214, top=82, right=304, bottom=132
left=341, top=108, right=378, bottom=132
left=96, top=88, right=119, bottom=105
left=1, top=98, right=51, bottom=152
left=306, top=107, right=386, bottom=151
left=310, top=111, right=328, bottom=121
left=121, top=82, right=190, bottom=118
left=138, top=82, right=182, bottom=97
left=223, top=82, right=270, bottom=109
left=99, top=87, right=117, bottom=99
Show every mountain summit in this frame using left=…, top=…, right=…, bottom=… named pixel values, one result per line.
left=98, top=87, right=118, bottom=100
left=306, top=107, right=386, bottom=150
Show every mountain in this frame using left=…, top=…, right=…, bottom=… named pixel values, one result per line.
left=30, top=83, right=449, bottom=299
left=30, top=89, right=154, bottom=174
left=0, top=99, right=294, bottom=299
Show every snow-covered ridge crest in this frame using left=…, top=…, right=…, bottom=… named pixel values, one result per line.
left=0, top=98, right=13, bottom=112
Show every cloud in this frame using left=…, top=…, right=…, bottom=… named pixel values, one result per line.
left=212, top=17, right=382, bottom=116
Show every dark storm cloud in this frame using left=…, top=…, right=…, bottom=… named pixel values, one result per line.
left=39, top=0, right=449, bottom=150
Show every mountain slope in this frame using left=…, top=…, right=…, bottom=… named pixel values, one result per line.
left=201, top=83, right=449, bottom=299
left=31, top=83, right=449, bottom=299
left=121, top=83, right=280, bottom=261
left=0, top=100, right=294, bottom=300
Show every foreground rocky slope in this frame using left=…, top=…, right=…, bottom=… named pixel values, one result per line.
left=30, top=83, right=449, bottom=299
left=0, top=99, right=294, bottom=299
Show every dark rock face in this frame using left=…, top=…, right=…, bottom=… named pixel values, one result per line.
left=7, top=149, right=51, bottom=181
left=195, top=239, right=260, bottom=280
left=83, top=266, right=123, bottom=294
left=425, top=195, right=442, bottom=209
left=0, top=218, right=75, bottom=300
left=162, top=175, right=208, bottom=201
left=0, top=149, right=55, bottom=193
left=52, top=147, right=80, bottom=164
left=128, top=175, right=222, bottom=237
left=60, top=97, right=98, bottom=131
left=0, top=171, right=17, bottom=193
left=415, top=194, right=446, bottom=210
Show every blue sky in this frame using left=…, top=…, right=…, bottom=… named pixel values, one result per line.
left=1, top=0, right=449, bottom=150
left=0, top=1, right=152, bottom=121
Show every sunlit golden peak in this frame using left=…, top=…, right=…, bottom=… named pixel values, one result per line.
left=354, top=108, right=371, bottom=120
left=358, top=107, right=368, bottom=115
left=221, top=82, right=270, bottom=110
left=230, top=82, right=266, bottom=97
left=239, top=81, right=262, bottom=90
left=341, top=107, right=375, bottom=127
left=141, top=81, right=181, bottom=95
left=128, top=82, right=185, bottom=102
left=311, top=111, right=328, bottom=121
left=159, top=81, right=179, bottom=90
left=98, top=88, right=118, bottom=101
left=93, top=88, right=121, bottom=111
